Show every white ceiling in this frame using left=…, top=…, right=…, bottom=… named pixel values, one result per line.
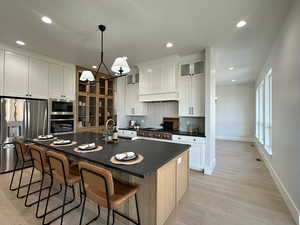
left=0, top=0, right=293, bottom=84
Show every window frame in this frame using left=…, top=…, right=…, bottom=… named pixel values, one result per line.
left=256, top=68, right=272, bottom=155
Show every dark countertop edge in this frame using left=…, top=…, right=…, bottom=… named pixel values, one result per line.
left=28, top=139, right=191, bottom=179
left=119, top=128, right=206, bottom=137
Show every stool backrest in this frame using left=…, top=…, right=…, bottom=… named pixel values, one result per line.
left=79, top=162, right=114, bottom=198
left=46, top=151, right=70, bottom=184
left=29, top=145, right=48, bottom=172
left=15, top=140, right=28, bottom=161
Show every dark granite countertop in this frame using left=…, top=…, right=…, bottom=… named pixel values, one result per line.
left=119, top=128, right=206, bottom=137
left=29, top=132, right=190, bottom=178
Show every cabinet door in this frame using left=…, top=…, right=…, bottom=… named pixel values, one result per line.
left=4, top=51, right=29, bottom=97
left=161, top=62, right=176, bottom=92
left=178, top=76, right=191, bottom=116
left=193, top=61, right=205, bottom=75
left=125, top=83, right=136, bottom=115
left=180, top=64, right=191, bottom=76
left=0, top=50, right=4, bottom=95
left=189, top=144, right=205, bottom=171
left=63, top=66, right=76, bottom=100
left=191, top=74, right=205, bottom=116
left=29, top=57, right=49, bottom=98
left=49, top=63, right=64, bottom=99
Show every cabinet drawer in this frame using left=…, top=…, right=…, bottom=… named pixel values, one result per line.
left=172, top=135, right=205, bottom=144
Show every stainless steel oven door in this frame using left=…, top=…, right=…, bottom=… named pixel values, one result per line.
left=50, top=119, right=74, bottom=134
left=49, top=99, right=74, bottom=115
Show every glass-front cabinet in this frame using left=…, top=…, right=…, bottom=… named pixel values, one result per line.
left=76, top=66, right=115, bottom=132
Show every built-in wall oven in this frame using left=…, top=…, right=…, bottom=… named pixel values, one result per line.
left=49, top=99, right=75, bottom=134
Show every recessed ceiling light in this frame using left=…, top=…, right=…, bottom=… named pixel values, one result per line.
left=228, top=67, right=235, bottom=71
left=41, top=16, right=52, bottom=24
left=236, top=20, right=247, bottom=28
left=232, top=79, right=236, bottom=82
left=166, top=42, right=173, bottom=48
left=16, top=40, right=26, bottom=46
left=92, top=65, right=97, bottom=69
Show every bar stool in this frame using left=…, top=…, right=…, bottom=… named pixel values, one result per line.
left=43, top=151, right=82, bottom=225
left=9, top=140, right=41, bottom=199
left=78, top=161, right=141, bottom=225
left=25, top=144, right=62, bottom=219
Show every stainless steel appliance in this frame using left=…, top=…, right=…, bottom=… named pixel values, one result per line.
left=137, top=128, right=172, bottom=140
left=49, top=98, right=74, bottom=115
left=0, top=97, right=48, bottom=173
left=49, top=99, right=75, bottom=135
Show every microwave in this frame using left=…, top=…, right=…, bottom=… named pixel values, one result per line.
left=49, top=99, right=74, bottom=115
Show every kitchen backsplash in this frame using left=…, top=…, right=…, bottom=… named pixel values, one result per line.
left=127, top=101, right=178, bottom=128
left=125, top=101, right=205, bottom=133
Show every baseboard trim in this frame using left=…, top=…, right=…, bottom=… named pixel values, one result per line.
left=255, top=141, right=300, bottom=225
left=216, top=136, right=255, bottom=142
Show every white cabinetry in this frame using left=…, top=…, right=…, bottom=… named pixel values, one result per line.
left=49, top=64, right=75, bottom=100
left=172, top=135, right=205, bottom=171
left=49, top=63, right=64, bottom=99
left=138, top=55, right=179, bottom=102
left=63, top=66, right=76, bottom=100
left=126, top=81, right=147, bottom=116
left=2, top=49, right=75, bottom=100
left=0, top=49, right=4, bottom=95
left=179, top=74, right=205, bottom=117
left=29, top=57, right=49, bottom=98
left=4, top=51, right=29, bottom=97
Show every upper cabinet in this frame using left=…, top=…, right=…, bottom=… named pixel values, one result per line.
left=180, top=60, right=205, bottom=76
left=179, top=58, right=205, bottom=117
left=63, top=66, right=76, bottom=100
left=4, top=51, right=29, bottom=97
left=29, top=57, right=49, bottom=98
left=2, top=48, right=75, bottom=100
left=126, top=78, right=147, bottom=116
left=0, top=49, right=4, bottom=95
left=49, top=64, right=76, bottom=100
left=138, top=55, right=179, bottom=102
left=49, top=63, right=64, bottom=99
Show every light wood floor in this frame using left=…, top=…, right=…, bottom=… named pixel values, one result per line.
left=0, top=140, right=296, bottom=225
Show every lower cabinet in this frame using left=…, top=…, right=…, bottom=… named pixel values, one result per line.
left=172, top=135, right=205, bottom=171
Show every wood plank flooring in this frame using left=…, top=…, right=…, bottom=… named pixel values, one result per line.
left=0, top=140, right=296, bottom=225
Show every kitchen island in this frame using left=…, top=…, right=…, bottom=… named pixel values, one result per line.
left=30, top=132, right=190, bottom=225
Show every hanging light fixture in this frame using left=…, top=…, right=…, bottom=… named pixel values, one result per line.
left=111, top=56, right=130, bottom=76
left=80, top=25, right=130, bottom=82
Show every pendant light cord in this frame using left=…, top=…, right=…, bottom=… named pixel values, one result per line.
left=95, top=25, right=111, bottom=76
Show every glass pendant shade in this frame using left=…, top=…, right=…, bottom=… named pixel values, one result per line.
left=80, top=70, right=95, bottom=82
left=111, top=57, right=131, bottom=75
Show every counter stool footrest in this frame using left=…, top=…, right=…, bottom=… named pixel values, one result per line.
left=25, top=184, right=62, bottom=207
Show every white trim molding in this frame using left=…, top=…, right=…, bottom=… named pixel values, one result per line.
left=216, top=136, right=255, bottom=142
left=256, top=141, right=300, bottom=225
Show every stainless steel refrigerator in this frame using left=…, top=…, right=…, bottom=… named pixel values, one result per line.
left=0, top=97, right=48, bottom=173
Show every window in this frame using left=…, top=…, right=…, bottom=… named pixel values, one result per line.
left=256, top=69, right=272, bottom=155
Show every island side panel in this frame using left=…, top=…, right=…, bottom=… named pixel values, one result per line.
left=128, top=174, right=157, bottom=225
left=156, top=159, right=177, bottom=225
left=176, top=150, right=190, bottom=205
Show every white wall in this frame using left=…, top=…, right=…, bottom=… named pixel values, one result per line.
left=256, top=1, right=300, bottom=224
left=216, top=83, right=255, bottom=142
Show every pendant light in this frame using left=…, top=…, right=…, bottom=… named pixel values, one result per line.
left=80, top=25, right=130, bottom=82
